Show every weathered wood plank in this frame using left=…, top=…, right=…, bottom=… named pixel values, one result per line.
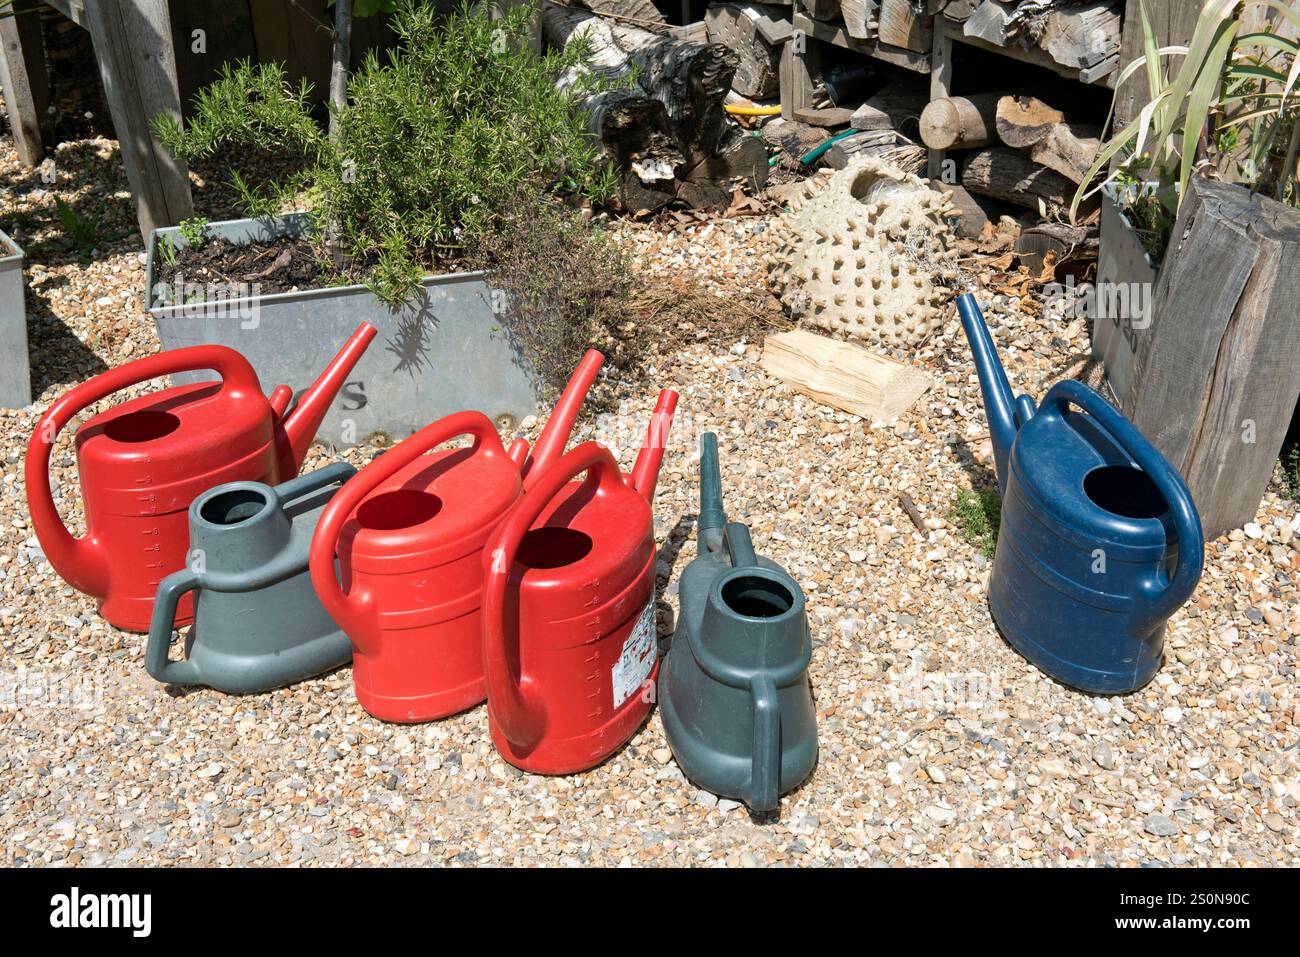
left=840, top=0, right=879, bottom=41
left=1128, top=177, right=1300, bottom=539
left=169, top=0, right=257, bottom=114
left=1114, top=0, right=1200, bottom=126
left=851, top=76, right=928, bottom=134
left=760, top=329, right=934, bottom=421
left=1040, top=0, right=1121, bottom=71
left=0, top=6, right=51, bottom=166
left=83, top=0, right=193, bottom=239
left=878, top=0, right=933, bottom=52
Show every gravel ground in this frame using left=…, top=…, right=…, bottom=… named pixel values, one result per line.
left=2, top=132, right=1298, bottom=868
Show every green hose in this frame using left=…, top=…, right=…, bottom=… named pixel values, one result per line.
left=798, top=129, right=860, bottom=165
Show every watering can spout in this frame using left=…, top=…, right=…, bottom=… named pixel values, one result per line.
left=957, top=293, right=1019, bottom=492
left=280, top=322, right=377, bottom=470
left=630, top=390, right=679, bottom=500
left=698, top=432, right=726, bottom=552
left=523, top=349, right=605, bottom=483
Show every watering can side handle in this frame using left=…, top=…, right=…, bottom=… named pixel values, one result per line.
left=482, top=441, right=625, bottom=750
left=1044, top=380, right=1205, bottom=623
left=747, top=673, right=781, bottom=814
left=145, top=568, right=202, bottom=686
left=23, top=345, right=262, bottom=598
left=308, top=411, right=506, bottom=645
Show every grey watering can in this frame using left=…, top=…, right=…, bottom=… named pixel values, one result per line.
left=145, top=463, right=357, bottom=693
left=658, top=433, right=817, bottom=813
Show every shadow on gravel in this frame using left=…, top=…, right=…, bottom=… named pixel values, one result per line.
left=949, top=433, right=999, bottom=495
left=26, top=283, right=109, bottom=397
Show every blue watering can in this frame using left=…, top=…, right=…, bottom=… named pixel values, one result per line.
left=957, top=294, right=1204, bottom=694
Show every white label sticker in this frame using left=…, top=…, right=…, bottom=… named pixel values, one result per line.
left=612, top=596, right=656, bottom=710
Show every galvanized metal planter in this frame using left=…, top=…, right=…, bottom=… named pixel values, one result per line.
left=0, top=228, right=31, bottom=409
left=144, top=212, right=539, bottom=447
left=1093, top=183, right=1160, bottom=410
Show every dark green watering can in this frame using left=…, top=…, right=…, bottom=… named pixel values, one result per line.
left=658, top=433, right=817, bottom=813
left=145, top=463, right=356, bottom=693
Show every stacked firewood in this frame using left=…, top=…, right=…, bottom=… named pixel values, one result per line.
left=920, top=89, right=1099, bottom=245
left=945, top=0, right=1122, bottom=83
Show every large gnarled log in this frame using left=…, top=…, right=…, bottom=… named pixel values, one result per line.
left=543, top=2, right=762, bottom=211
left=704, top=3, right=792, bottom=99
left=961, top=147, right=1073, bottom=213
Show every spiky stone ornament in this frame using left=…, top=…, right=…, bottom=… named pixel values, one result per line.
left=766, top=158, right=960, bottom=349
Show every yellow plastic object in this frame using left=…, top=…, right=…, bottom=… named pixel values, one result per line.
left=724, top=104, right=781, bottom=116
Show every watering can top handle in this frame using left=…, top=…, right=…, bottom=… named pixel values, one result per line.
left=308, top=410, right=506, bottom=629
left=272, top=461, right=357, bottom=506
left=24, top=345, right=264, bottom=593
left=1044, top=380, right=1204, bottom=610
left=482, top=441, right=624, bottom=749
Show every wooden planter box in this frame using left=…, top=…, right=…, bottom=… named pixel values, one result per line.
left=1126, top=178, right=1300, bottom=539
left=0, top=227, right=30, bottom=409
left=1094, top=181, right=1159, bottom=409
left=144, top=213, right=539, bottom=447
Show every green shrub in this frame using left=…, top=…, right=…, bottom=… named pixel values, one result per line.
left=1282, top=443, right=1300, bottom=502
left=952, top=487, right=1001, bottom=559
left=154, top=0, right=615, bottom=305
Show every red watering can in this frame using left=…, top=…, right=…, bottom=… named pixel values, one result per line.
left=309, top=350, right=605, bottom=723
left=26, top=323, right=376, bottom=632
left=482, top=390, right=677, bottom=774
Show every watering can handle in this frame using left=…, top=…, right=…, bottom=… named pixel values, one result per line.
left=24, top=346, right=265, bottom=598
left=144, top=568, right=203, bottom=686
left=1044, top=379, right=1205, bottom=623
left=748, top=674, right=781, bottom=814
left=308, top=411, right=507, bottom=645
left=273, top=462, right=357, bottom=507
left=482, top=441, right=626, bottom=750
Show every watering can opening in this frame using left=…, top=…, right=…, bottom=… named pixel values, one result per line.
left=1083, top=465, right=1170, bottom=521
left=103, top=409, right=182, bottom=444
left=516, top=526, right=593, bottom=570
left=354, top=489, right=444, bottom=531
left=719, top=572, right=798, bottom=621
left=199, top=487, right=273, bottom=527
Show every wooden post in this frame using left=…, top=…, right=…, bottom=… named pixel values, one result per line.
left=927, top=14, right=951, bottom=180
left=0, top=4, right=51, bottom=167
left=83, top=0, right=193, bottom=240
left=1113, top=0, right=1201, bottom=127
left=780, top=22, right=818, bottom=122
left=1128, top=177, right=1300, bottom=539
